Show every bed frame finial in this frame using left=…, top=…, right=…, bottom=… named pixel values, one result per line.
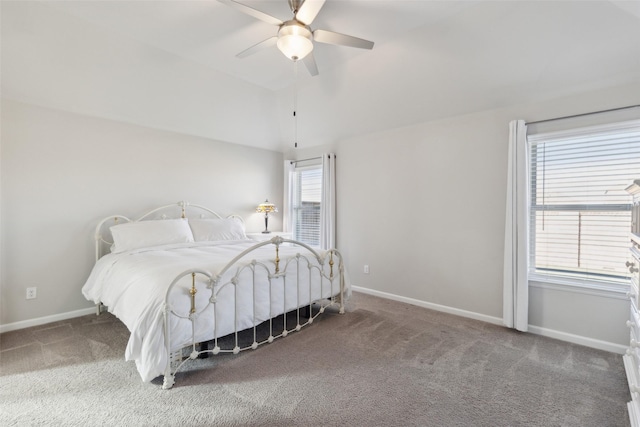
left=179, top=201, right=187, bottom=219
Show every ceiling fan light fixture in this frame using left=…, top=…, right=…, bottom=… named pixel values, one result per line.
left=277, top=21, right=313, bottom=60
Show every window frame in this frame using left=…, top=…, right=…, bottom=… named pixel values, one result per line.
left=526, top=120, right=640, bottom=295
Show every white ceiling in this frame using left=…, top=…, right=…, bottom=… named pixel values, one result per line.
left=3, top=0, right=640, bottom=152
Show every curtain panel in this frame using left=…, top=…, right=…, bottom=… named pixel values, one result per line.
left=282, top=160, right=295, bottom=233
left=503, top=120, right=529, bottom=331
left=320, top=153, right=336, bottom=250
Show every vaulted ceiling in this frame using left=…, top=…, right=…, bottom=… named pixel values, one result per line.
left=3, top=1, right=640, bottom=152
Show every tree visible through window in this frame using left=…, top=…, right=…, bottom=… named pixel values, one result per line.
left=528, top=121, right=640, bottom=286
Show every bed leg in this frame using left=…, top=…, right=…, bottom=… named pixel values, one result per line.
left=162, top=374, right=175, bottom=390
left=95, top=303, right=102, bottom=316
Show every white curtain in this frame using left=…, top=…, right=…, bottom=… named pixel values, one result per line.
left=282, top=160, right=295, bottom=233
left=320, top=153, right=336, bottom=249
left=503, top=120, right=529, bottom=332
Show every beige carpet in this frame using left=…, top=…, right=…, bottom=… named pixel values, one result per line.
left=0, top=292, right=630, bottom=426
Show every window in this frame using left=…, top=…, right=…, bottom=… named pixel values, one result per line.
left=291, top=165, right=322, bottom=247
left=528, top=120, right=640, bottom=288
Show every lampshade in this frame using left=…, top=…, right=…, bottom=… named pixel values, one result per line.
left=277, top=22, right=313, bottom=61
left=256, top=199, right=278, bottom=215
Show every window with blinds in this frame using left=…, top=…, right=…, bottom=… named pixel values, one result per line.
left=292, top=165, right=322, bottom=247
left=528, top=120, right=640, bottom=286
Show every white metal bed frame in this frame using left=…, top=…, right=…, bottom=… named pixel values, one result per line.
left=93, top=201, right=345, bottom=389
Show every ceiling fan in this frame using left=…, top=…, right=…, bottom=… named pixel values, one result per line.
left=218, top=0, right=375, bottom=76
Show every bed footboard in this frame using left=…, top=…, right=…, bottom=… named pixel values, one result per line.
left=161, top=236, right=345, bottom=389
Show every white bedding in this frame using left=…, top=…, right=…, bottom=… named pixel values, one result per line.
left=82, top=239, right=344, bottom=382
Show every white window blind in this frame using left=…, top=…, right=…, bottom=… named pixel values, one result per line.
left=528, top=120, right=640, bottom=286
left=292, top=165, right=322, bottom=247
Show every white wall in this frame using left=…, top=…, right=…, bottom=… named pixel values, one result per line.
left=338, top=109, right=507, bottom=317
left=289, top=83, right=640, bottom=351
left=0, top=99, right=283, bottom=327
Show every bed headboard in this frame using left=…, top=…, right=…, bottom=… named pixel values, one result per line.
left=94, top=201, right=243, bottom=260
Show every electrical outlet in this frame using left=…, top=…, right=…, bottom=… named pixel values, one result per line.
left=26, top=287, right=37, bottom=300
left=364, top=265, right=370, bottom=274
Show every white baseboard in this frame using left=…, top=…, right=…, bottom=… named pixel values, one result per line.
left=351, top=286, right=503, bottom=326
left=0, top=307, right=97, bottom=334
left=527, top=325, right=627, bottom=354
left=352, top=286, right=627, bottom=355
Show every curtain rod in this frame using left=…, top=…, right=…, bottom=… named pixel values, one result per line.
left=526, top=104, right=640, bottom=126
left=290, top=155, right=332, bottom=165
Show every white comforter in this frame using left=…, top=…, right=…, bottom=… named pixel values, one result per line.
left=82, top=240, right=344, bottom=382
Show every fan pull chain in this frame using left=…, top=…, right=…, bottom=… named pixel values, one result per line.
left=293, top=59, right=298, bottom=148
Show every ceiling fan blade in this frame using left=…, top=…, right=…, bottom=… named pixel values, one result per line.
left=302, top=52, right=319, bottom=76
left=236, top=36, right=277, bottom=58
left=295, top=0, right=325, bottom=26
left=217, top=0, right=283, bottom=26
left=313, top=29, right=374, bottom=50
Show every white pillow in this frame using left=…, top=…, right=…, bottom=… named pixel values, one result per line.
left=110, top=218, right=194, bottom=253
left=189, top=218, right=247, bottom=242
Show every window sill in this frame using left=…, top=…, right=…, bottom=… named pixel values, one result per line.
left=529, top=275, right=630, bottom=300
